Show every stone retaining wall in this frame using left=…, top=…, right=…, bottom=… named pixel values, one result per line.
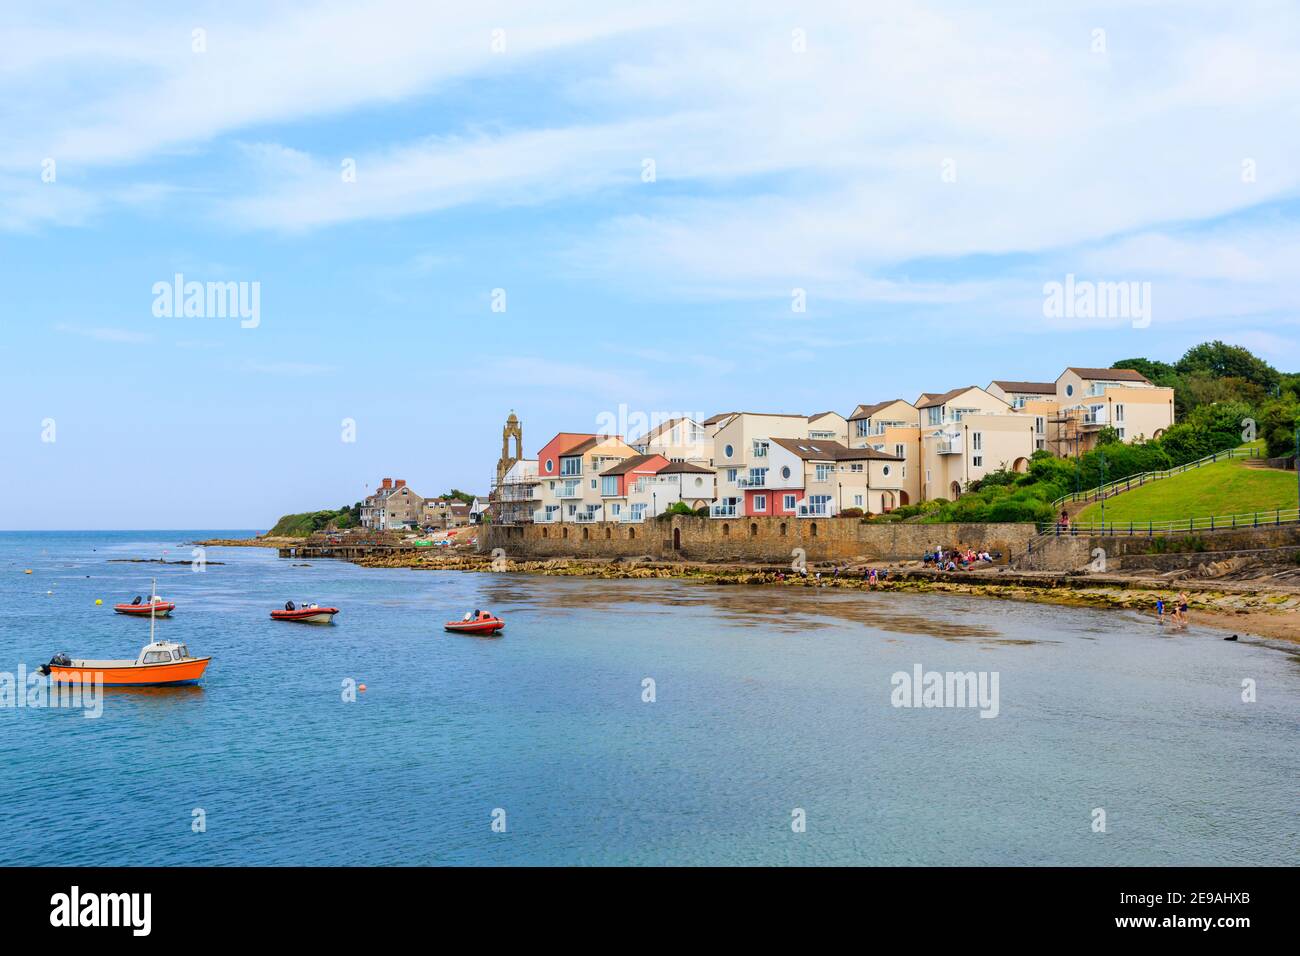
left=482, top=517, right=1037, bottom=564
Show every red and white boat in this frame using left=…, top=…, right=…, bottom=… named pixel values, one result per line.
left=271, top=603, right=339, bottom=624
left=115, top=595, right=175, bottom=617
left=444, top=612, right=504, bottom=635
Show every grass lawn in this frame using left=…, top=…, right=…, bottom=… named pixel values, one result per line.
left=1077, top=457, right=1298, bottom=524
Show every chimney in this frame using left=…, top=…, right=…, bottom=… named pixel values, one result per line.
left=381, top=478, right=393, bottom=490
left=394, top=479, right=405, bottom=489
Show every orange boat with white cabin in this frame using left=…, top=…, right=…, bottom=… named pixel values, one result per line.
left=39, top=640, right=211, bottom=686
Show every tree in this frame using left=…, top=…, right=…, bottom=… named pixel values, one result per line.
left=1175, top=341, right=1279, bottom=390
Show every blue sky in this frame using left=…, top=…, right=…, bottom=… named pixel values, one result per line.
left=2, top=1, right=1298, bottom=529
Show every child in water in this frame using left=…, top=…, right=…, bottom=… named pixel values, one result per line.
left=1155, top=596, right=1164, bottom=625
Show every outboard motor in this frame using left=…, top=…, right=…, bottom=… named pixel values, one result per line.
left=132, top=595, right=142, bottom=605
left=285, top=600, right=296, bottom=611
left=37, top=653, right=72, bottom=676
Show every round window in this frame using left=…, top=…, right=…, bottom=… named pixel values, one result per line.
left=882, top=465, right=891, bottom=477
left=724, top=444, right=733, bottom=458
left=694, top=477, right=703, bottom=487
left=781, top=466, right=791, bottom=479
left=545, top=459, right=554, bottom=473
left=1065, top=384, right=1074, bottom=397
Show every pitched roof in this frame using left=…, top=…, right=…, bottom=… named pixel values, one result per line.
left=656, top=461, right=713, bottom=475
left=990, top=380, right=1056, bottom=395
left=915, top=386, right=980, bottom=409
left=561, top=436, right=602, bottom=456
left=807, top=411, right=842, bottom=423
left=848, top=399, right=911, bottom=421
left=639, top=417, right=685, bottom=442
left=769, top=437, right=902, bottom=462
left=547, top=432, right=598, bottom=457
left=599, top=454, right=664, bottom=476
left=702, top=412, right=738, bottom=426
left=1065, top=367, right=1153, bottom=384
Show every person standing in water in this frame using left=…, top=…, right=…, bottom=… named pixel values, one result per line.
left=1154, top=596, right=1164, bottom=626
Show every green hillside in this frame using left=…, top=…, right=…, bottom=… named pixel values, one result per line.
left=1076, top=456, right=1297, bottom=524
left=267, top=504, right=361, bottom=537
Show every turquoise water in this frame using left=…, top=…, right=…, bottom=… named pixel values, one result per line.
left=0, top=531, right=1296, bottom=866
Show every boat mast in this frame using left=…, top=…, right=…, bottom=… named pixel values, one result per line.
left=150, top=577, right=157, bottom=643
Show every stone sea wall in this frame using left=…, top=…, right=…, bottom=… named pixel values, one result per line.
left=481, top=516, right=1037, bottom=564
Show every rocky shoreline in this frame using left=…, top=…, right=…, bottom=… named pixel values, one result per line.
left=346, top=550, right=1300, bottom=645
left=195, top=536, right=301, bottom=549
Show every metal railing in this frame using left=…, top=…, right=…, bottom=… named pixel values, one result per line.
left=1037, top=507, right=1299, bottom=538
left=555, top=484, right=583, bottom=499
left=737, top=474, right=767, bottom=488
left=1051, top=446, right=1261, bottom=508
left=796, top=501, right=836, bottom=517
left=710, top=500, right=740, bottom=518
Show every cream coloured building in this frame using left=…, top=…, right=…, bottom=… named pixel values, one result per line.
left=915, top=387, right=1036, bottom=500
left=848, top=399, right=922, bottom=506
left=1052, top=367, right=1175, bottom=456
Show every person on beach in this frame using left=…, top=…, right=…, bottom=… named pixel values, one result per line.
left=869, top=568, right=878, bottom=587
left=1154, top=596, right=1164, bottom=625
left=1176, top=592, right=1190, bottom=629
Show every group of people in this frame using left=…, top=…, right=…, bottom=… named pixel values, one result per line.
left=1155, top=592, right=1191, bottom=629
left=771, top=566, right=891, bottom=586
left=923, top=546, right=994, bottom=571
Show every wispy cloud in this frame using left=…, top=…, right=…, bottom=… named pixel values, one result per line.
left=55, top=323, right=153, bottom=344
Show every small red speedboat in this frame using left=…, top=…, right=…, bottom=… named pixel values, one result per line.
left=271, top=604, right=339, bottom=624
left=444, top=613, right=504, bottom=635
left=115, top=597, right=175, bottom=617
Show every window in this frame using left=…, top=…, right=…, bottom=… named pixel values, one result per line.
left=853, top=494, right=863, bottom=506
left=780, top=465, right=791, bottom=480
left=895, top=444, right=905, bottom=458
left=560, top=456, right=581, bottom=476
left=545, top=458, right=554, bottom=473
left=142, top=651, right=171, bottom=663
left=1115, top=404, right=1125, bottom=422
left=973, top=456, right=983, bottom=467
left=815, top=464, right=832, bottom=482
left=724, top=443, right=734, bottom=458
left=590, top=479, right=597, bottom=490
left=882, top=465, right=891, bottom=477
left=694, top=477, right=704, bottom=488
left=855, top=419, right=870, bottom=438
left=1066, top=384, right=1074, bottom=396
left=926, top=407, right=942, bottom=425
left=752, top=440, right=768, bottom=458
left=1117, top=428, right=1126, bottom=440
left=971, top=432, right=983, bottom=451
left=748, top=467, right=767, bottom=485
left=849, top=463, right=863, bottom=473
left=809, top=431, right=835, bottom=440
left=783, top=494, right=797, bottom=511
left=726, top=468, right=738, bottom=483
left=601, top=476, right=618, bottom=497
left=753, top=494, right=766, bottom=511
left=1036, top=439, right=1046, bottom=451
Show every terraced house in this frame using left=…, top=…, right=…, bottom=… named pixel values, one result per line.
left=494, top=365, right=1179, bottom=525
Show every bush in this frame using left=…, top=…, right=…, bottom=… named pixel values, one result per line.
left=838, top=507, right=863, bottom=518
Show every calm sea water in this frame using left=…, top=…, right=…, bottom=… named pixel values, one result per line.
left=0, top=530, right=1296, bottom=866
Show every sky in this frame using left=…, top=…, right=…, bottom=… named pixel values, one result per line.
left=1, top=0, right=1298, bottom=529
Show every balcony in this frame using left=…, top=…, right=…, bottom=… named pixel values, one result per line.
left=573, top=508, right=602, bottom=523
left=796, top=498, right=837, bottom=517
left=710, top=499, right=740, bottom=518
left=1081, top=408, right=1109, bottom=427
left=619, top=511, right=646, bottom=523
left=556, top=484, right=582, bottom=499
left=737, top=474, right=767, bottom=488
left=533, top=510, right=559, bottom=523
left=937, top=437, right=963, bottom=455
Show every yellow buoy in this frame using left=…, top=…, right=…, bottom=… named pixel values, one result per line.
left=95, top=599, right=103, bottom=605
left=24, top=569, right=32, bottom=574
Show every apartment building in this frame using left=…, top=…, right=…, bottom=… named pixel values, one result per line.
left=610, top=458, right=716, bottom=521
left=533, top=432, right=639, bottom=523
left=492, top=458, right=539, bottom=525
left=848, top=399, right=921, bottom=506
left=631, top=416, right=712, bottom=464
left=716, top=437, right=903, bottom=517
left=595, top=453, right=670, bottom=522
left=806, top=411, right=849, bottom=442
left=915, top=387, right=1036, bottom=500
left=709, top=412, right=817, bottom=517
left=1052, top=367, right=1175, bottom=455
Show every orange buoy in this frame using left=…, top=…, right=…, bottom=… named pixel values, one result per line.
left=358, top=683, right=367, bottom=692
